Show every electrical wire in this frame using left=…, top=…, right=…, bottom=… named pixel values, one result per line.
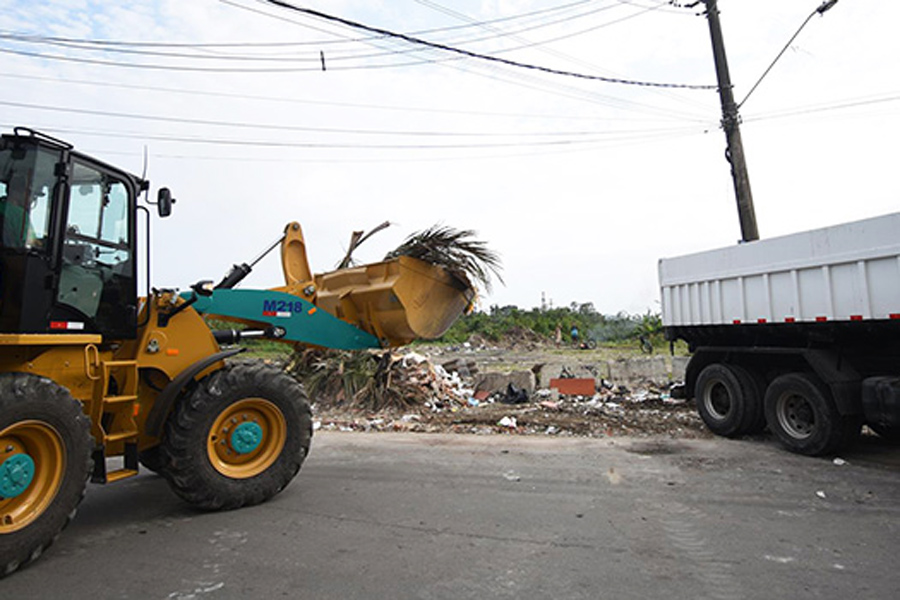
left=0, top=72, right=684, bottom=124
left=409, top=0, right=712, bottom=121
left=259, top=1, right=715, bottom=89
left=0, top=121, right=705, bottom=165
left=0, top=97, right=684, bottom=138
left=0, top=2, right=696, bottom=72
left=0, top=119, right=700, bottom=150
left=744, top=93, right=900, bottom=123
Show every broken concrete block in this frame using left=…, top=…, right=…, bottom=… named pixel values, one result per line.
left=607, top=357, right=668, bottom=384
left=475, top=371, right=536, bottom=395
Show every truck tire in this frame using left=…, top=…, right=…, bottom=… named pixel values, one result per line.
left=695, top=363, right=752, bottom=437
left=764, top=373, right=860, bottom=456
left=732, top=366, right=767, bottom=434
left=0, top=373, right=93, bottom=578
left=161, top=363, right=312, bottom=510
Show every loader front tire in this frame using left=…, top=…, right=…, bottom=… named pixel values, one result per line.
left=161, top=364, right=312, bottom=511
left=0, top=374, right=92, bottom=578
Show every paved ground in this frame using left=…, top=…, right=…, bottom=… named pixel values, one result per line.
left=3, top=432, right=899, bottom=599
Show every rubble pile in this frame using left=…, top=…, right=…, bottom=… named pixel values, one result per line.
left=305, top=347, right=710, bottom=439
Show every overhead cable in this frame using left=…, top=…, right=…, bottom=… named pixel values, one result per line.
left=259, top=0, right=715, bottom=89
left=0, top=73, right=681, bottom=123
left=0, top=98, right=680, bottom=138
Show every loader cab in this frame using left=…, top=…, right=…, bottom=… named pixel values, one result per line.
left=0, top=129, right=141, bottom=339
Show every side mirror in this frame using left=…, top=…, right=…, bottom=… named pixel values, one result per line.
left=157, top=187, right=174, bottom=218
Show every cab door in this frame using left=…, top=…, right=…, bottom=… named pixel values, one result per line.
left=51, top=159, right=138, bottom=338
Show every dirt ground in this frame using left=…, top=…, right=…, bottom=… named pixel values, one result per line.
left=309, top=338, right=713, bottom=440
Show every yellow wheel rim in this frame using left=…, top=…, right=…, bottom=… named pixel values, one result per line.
left=0, top=420, right=66, bottom=534
left=207, top=399, right=286, bottom=479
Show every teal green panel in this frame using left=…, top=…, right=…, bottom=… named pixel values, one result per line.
left=182, top=289, right=381, bottom=350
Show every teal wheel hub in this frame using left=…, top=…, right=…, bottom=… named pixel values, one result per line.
left=230, top=422, right=264, bottom=455
left=0, top=453, right=36, bottom=499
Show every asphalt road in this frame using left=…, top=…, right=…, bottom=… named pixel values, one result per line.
left=3, top=432, right=899, bottom=599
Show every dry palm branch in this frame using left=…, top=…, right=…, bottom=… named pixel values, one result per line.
left=384, top=225, right=503, bottom=293
left=336, top=220, right=392, bottom=269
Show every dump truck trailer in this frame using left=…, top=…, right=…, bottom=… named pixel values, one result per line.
left=659, top=212, right=900, bottom=455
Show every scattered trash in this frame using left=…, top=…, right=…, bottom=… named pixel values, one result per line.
left=605, top=467, right=622, bottom=485
left=500, top=383, right=529, bottom=405
left=302, top=344, right=708, bottom=439
left=816, top=490, right=827, bottom=499
left=833, top=458, right=848, bottom=466
left=498, top=416, right=518, bottom=428
left=503, top=470, right=521, bottom=482
left=632, top=390, right=650, bottom=402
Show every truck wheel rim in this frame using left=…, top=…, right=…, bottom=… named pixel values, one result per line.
left=207, top=399, right=286, bottom=479
left=702, top=380, right=732, bottom=420
left=0, top=421, right=66, bottom=534
left=776, top=393, right=815, bottom=439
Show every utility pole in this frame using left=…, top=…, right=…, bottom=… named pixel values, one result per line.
left=702, top=0, right=759, bottom=242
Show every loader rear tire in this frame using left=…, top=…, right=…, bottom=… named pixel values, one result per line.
left=0, top=373, right=92, bottom=578
left=161, top=364, right=312, bottom=511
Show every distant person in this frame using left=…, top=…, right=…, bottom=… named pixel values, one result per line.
left=570, top=325, right=579, bottom=345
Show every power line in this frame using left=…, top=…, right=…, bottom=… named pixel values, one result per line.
left=0, top=46, right=324, bottom=72
left=737, top=0, right=841, bottom=110
left=409, top=0, right=712, bottom=121
left=0, top=3, right=686, bottom=72
left=259, top=0, right=715, bottom=89
left=0, top=120, right=700, bottom=150
left=0, top=72, right=683, bottom=123
left=0, top=98, right=684, bottom=138
left=0, top=121, right=703, bottom=164
left=744, top=93, right=900, bottom=123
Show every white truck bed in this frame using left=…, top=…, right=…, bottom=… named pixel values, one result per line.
left=659, top=213, right=900, bottom=327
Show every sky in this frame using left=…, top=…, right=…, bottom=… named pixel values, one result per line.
left=1, top=0, right=898, bottom=315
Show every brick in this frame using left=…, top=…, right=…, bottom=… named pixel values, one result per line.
left=549, top=378, right=596, bottom=396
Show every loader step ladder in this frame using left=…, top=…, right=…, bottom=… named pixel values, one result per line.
left=90, top=359, right=141, bottom=483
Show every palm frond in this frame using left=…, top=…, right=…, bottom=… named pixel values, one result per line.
left=384, top=225, right=503, bottom=293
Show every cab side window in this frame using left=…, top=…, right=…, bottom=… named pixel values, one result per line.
left=0, top=146, right=55, bottom=250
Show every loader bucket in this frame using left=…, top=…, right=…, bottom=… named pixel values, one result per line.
left=314, top=256, right=475, bottom=347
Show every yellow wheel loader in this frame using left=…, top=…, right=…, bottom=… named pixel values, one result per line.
left=0, top=128, right=475, bottom=576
